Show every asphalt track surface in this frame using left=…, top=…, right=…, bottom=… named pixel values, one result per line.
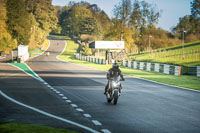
left=1, top=38, right=200, bottom=133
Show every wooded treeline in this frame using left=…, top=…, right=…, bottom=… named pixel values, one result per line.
left=54, top=0, right=199, bottom=54
left=0, top=0, right=199, bottom=54
left=0, top=0, right=57, bottom=53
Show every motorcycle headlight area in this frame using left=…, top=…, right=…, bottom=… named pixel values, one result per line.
left=112, top=81, right=120, bottom=88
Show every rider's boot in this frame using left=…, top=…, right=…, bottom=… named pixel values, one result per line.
left=104, top=84, right=108, bottom=95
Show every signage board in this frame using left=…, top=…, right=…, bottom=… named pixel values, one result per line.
left=18, top=45, right=28, bottom=56
left=89, top=41, right=124, bottom=49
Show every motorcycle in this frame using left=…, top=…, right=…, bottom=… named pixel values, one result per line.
left=106, top=76, right=123, bottom=105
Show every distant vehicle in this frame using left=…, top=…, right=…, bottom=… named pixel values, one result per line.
left=46, top=52, right=50, bottom=56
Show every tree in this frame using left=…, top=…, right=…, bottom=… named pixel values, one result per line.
left=129, top=0, right=160, bottom=31
left=113, top=0, right=132, bottom=25
left=129, top=0, right=161, bottom=52
left=24, top=0, right=58, bottom=48
left=60, top=5, right=94, bottom=36
left=71, top=5, right=93, bottom=36
left=6, top=0, right=32, bottom=45
left=96, top=11, right=111, bottom=39
left=173, top=0, right=200, bottom=42
left=172, top=15, right=193, bottom=38
left=104, top=19, right=123, bottom=40
left=82, top=44, right=92, bottom=56
left=25, top=0, right=58, bottom=33
left=0, top=0, right=17, bottom=52
left=113, top=0, right=132, bottom=40
left=79, top=17, right=99, bottom=35
left=191, top=0, right=200, bottom=18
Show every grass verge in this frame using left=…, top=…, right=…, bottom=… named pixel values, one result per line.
left=57, top=36, right=200, bottom=91
left=0, top=122, right=77, bottom=133
left=29, top=40, right=49, bottom=58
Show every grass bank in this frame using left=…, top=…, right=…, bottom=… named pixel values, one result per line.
left=29, top=40, right=49, bottom=58
left=130, top=41, right=200, bottom=66
left=0, top=122, right=77, bottom=133
left=56, top=35, right=200, bottom=91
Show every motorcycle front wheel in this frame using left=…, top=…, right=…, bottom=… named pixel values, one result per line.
left=113, top=91, right=119, bottom=105
left=107, top=98, right=112, bottom=103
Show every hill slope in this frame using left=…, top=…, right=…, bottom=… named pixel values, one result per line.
left=130, top=41, right=200, bottom=66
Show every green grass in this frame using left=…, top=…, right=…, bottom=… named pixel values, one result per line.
left=0, top=122, right=77, bottom=133
left=121, top=67, right=200, bottom=90
left=57, top=35, right=200, bottom=91
left=130, top=41, right=200, bottom=66
left=50, top=35, right=71, bottom=40
left=29, top=40, right=50, bottom=58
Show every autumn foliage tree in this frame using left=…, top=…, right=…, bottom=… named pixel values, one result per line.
left=6, top=0, right=32, bottom=45
left=0, top=0, right=17, bottom=52
left=0, top=0, right=58, bottom=52
left=173, top=0, right=200, bottom=43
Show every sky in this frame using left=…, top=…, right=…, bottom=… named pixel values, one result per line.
left=52, top=0, right=192, bottom=31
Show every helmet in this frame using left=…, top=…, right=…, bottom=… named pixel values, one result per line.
left=112, top=62, right=119, bottom=69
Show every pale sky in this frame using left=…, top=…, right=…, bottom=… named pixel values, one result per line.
left=52, top=0, right=191, bottom=31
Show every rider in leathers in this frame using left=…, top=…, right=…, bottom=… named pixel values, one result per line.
left=104, top=63, right=125, bottom=95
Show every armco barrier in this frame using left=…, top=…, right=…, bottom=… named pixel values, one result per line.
left=139, top=62, right=144, bottom=70
left=122, top=60, right=183, bottom=76
left=154, top=63, right=160, bottom=72
left=133, top=61, right=137, bottom=69
left=128, top=61, right=132, bottom=68
left=197, top=66, right=200, bottom=77
left=188, top=66, right=200, bottom=77
left=164, top=64, right=170, bottom=74
left=74, top=54, right=199, bottom=77
left=122, top=60, right=125, bottom=67
left=146, top=63, right=151, bottom=71
left=74, top=54, right=106, bottom=64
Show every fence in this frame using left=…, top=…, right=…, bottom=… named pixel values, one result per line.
left=145, top=49, right=200, bottom=61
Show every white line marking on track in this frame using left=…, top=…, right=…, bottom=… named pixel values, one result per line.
left=66, top=100, right=72, bottom=103
left=62, top=97, right=67, bottom=100
left=91, top=120, right=102, bottom=126
left=0, top=90, right=100, bottom=133
left=76, top=108, right=84, bottom=112
left=8, top=42, right=107, bottom=132
left=71, top=104, right=78, bottom=108
left=83, top=114, right=91, bottom=118
left=56, top=91, right=60, bottom=94
left=59, top=94, right=64, bottom=96
left=101, top=129, right=112, bottom=133
left=38, top=79, right=44, bottom=82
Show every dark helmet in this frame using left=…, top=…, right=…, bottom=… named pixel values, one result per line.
left=112, top=62, right=119, bottom=69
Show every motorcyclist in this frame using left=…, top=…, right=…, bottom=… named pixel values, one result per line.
left=104, top=62, right=125, bottom=95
